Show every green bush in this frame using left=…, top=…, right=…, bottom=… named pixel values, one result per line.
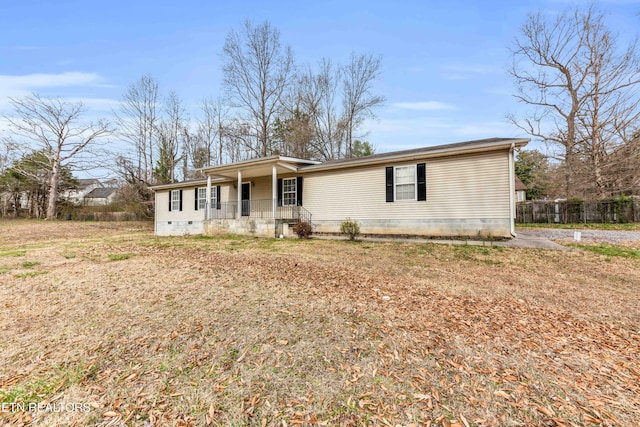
left=340, top=218, right=360, bottom=241
left=292, top=220, right=313, bottom=239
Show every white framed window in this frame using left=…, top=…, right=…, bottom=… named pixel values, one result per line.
left=283, top=178, right=297, bottom=206
left=395, top=165, right=416, bottom=201
left=171, top=190, right=181, bottom=211
left=198, top=188, right=207, bottom=210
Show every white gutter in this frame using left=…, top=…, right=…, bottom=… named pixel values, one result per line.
left=508, top=142, right=516, bottom=237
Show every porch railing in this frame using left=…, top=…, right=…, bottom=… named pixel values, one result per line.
left=207, top=198, right=312, bottom=223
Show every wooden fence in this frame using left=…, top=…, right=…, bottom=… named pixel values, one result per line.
left=516, top=199, right=640, bottom=224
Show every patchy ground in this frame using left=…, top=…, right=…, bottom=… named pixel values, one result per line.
left=0, top=220, right=638, bottom=427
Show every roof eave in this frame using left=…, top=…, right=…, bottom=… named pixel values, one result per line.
left=301, top=138, right=530, bottom=172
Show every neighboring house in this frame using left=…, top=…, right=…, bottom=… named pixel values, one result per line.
left=515, top=176, right=527, bottom=202
left=84, top=188, right=118, bottom=206
left=65, top=179, right=103, bottom=205
left=151, top=137, right=529, bottom=238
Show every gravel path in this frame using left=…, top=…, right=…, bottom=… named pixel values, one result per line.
left=516, top=227, right=640, bottom=243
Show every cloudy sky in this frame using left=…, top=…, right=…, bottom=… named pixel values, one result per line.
left=2, top=0, right=639, bottom=160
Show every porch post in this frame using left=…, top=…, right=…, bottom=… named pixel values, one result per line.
left=272, top=165, right=277, bottom=219
left=237, top=170, right=242, bottom=220
left=206, top=176, right=211, bottom=220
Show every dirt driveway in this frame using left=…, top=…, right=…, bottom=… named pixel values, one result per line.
left=517, top=227, right=640, bottom=244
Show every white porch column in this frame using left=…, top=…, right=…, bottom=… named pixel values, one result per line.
left=237, top=170, right=242, bottom=220
left=272, top=165, right=277, bottom=219
left=205, top=176, right=211, bottom=220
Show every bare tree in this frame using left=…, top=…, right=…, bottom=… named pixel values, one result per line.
left=153, top=91, right=186, bottom=183
left=153, top=121, right=180, bottom=184
left=341, top=52, right=385, bottom=158
left=113, top=155, right=154, bottom=218
left=608, top=131, right=640, bottom=195
left=575, top=15, right=640, bottom=198
left=222, top=20, right=294, bottom=157
left=113, top=74, right=160, bottom=183
left=509, top=5, right=640, bottom=199
left=5, top=93, right=111, bottom=219
left=165, top=91, right=188, bottom=181
left=195, top=97, right=229, bottom=166
left=224, top=118, right=255, bottom=163
left=0, top=138, right=14, bottom=176
left=295, top=60, right=344, bottom=160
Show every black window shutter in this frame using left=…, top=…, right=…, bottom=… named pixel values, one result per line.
left=417, top=163, right=426, bottom=201
left=296, top=176, right=303, bottom=206
left=277, top=178, right=283, bottom=206
left=179, top=190, right=183, bottom=211
left=385, top=167, right=394, bottom=202
left=216, top=186, right=221, bottom=209
left=194, top=188, right=199, bottom=210
left=168, top=191, right=172, bottom=212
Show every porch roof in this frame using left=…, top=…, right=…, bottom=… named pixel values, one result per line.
left=200, top=156, right=320, bottom=180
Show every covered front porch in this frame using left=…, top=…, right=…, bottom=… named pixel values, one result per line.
left=207, top=198, right=311, bottom=222
left=200, top=156, right=317, bottom=237
left=204, top=198, right=312, bottom=237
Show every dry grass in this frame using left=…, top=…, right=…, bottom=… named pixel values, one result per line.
left=0, top=221, right=638, bottom=427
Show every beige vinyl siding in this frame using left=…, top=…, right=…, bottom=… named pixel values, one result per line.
left=155, top=188, right=205, bottom=222
left=221, top=183, right=235, bottom=202
left=248, top=176, right=275, bottom=201
left=303, top=150, right=510, bottom=221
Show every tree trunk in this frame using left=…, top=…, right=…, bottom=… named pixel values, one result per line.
left=46, top=160, right=59, bottom=219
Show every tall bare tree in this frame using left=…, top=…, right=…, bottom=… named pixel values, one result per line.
left=296, top=60, right=344, bottom=160
left=341, top=52, right=385, bottom=158
left=575, top=14, right=640, bottom=198
left=195, top=97, right=229, bottom=166
left=166, top=91, right=188, bottom=181
left=114, top=74, right=160, bottom=183
left=222, top=20, right=294, bottom=157
left=5, top=93, right=111, bottom=219
left=154, top=91, right=186, bottom=183
left=509, top=5, right=640, bottom=199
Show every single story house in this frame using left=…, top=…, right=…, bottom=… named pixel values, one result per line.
left=151, top=137, right=529, bottom=238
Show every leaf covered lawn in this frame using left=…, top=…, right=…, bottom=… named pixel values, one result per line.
left=0, top=221, right=638, bottom=426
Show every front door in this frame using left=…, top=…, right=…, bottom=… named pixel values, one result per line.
left=241, top=183, right=251, bottom=216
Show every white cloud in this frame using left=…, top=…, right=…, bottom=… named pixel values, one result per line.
left=0, top=71, right=103, bottom=90
left=0, top=72, right=114, bottom=113
left=392, top=101, right=455, bottom=111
